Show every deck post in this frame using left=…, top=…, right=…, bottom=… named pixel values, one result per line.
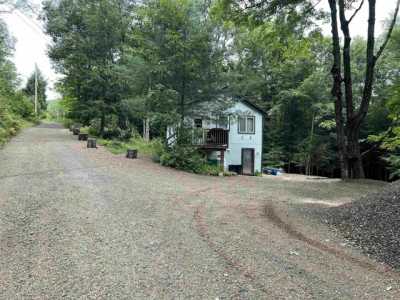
left=220, top=150, right=225, bottom=170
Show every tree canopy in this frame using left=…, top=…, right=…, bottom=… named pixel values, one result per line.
left=42, top=0, right=400, bottom=180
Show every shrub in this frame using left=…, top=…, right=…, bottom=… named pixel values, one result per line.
left=63, top=118, right=74, bottom=129
left=255, top=171, right=263, bottom=177
left=223, top=171, right=237, bottom=177
left=0, top=110, right=24, bottom=146
left=198, top=163, right=223, bottom=176
left=10, top=92, right=34, bottom=119
left=159, top=144, right=224, bottom=175
left=80, top=126, right=90, bottom=134
left=160, top=144, right=206, bottom=173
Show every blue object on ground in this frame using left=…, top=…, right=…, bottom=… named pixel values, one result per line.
left=263, top=167, right=280, bottom=176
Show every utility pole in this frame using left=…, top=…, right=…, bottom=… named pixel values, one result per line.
left=34, top=63, right=38, bottom=116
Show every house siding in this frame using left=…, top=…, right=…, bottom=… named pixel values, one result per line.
left=224, top=102, right=263, bottom=173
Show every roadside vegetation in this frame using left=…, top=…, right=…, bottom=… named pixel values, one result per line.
left=98, top=136, right=225, bottom=176
left=0, top=20, right=44, bottom=147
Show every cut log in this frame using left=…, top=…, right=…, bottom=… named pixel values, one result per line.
left=78, top=133, right=89, bottom=141
left=126, top=149, right=138, bottom=159
left=87, top=138, right=97, bottom=148
left=73, top=128, right=80, bottom=135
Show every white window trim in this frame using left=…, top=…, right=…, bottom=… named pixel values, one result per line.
left=238, top=116, right=255, bottom=134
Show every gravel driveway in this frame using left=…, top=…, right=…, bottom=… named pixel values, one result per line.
left=1, top=124, right=399, bottom=299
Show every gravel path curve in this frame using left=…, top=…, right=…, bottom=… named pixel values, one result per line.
left=1, top=124, right=399, bottom=299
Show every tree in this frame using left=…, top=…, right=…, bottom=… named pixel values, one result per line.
left=122, top=0, right=226, bottom=142
left=0, top=18, right=34, bottom=144
left=43, top=0, right=134, bottom=136
left=215, top=0, right=400, bottom=179
left=23, top=66, right=47, bottom=114
left=328, top=0, right=400, bottom=178
left=0, top=0, right=35, bottom=14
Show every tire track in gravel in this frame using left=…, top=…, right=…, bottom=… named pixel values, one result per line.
left=183, top=183, right=343, bottom=299
left=192, top=202, right=358, bottom=299
left=193, top=204, right=278, bottom=299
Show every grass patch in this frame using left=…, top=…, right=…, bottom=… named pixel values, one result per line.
left=98, top=136, right=227, bottom=177
left=98, top=136, right=163, bottom=158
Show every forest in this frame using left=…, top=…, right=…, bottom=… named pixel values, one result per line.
left=2, top=0, right=400, bottom=180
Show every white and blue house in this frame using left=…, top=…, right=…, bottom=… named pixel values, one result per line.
left=167, top=99, right=265, bottom=175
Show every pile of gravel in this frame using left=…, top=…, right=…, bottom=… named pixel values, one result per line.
left=326, top=180, right=400, bottom=269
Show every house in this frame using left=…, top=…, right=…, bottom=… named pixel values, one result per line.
left=167, top=99, right=265, bottom=175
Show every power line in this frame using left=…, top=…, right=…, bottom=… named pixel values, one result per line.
left=14, top=10, right=47, bottom=39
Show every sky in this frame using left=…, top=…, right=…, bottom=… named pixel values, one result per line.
left=0, top=0, right=398, bottom=101
left=1, top=5, right=61, bottom=100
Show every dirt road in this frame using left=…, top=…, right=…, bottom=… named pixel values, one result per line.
left=0, top=124, right=398, bottom=299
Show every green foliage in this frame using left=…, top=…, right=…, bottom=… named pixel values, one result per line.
left=0, top=100, right=34, bottom=146
left=99, top=136, right=164, bottom=159
left=40, top=0, right=400, bottom=180
left=43, top=0, right=133, bottom=136
left=223, top=171, right=237, bottom=176
left=62, top=118, right=74, bottom=130
left=23, top=67, right=47, bottom=114
left=159, top=144, right=204, bottom=172
left=156, top=143, right=223, bottom=175
left=0, top=20, right=36, bottom=146
left=385, top=155, right=400, bottom=179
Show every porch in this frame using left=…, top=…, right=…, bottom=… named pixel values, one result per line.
left=192, top=128, right=229, bottom=149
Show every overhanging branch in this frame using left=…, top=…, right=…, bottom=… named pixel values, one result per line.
left=375, top=0, right=400, bottom=62
left=348, top=0, right=365, bottom=24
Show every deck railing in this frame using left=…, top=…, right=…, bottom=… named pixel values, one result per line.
left=192, top=128, right=229, bottom=147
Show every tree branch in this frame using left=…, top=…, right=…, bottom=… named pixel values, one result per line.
left=374, top=0, right=400, bottom=62
left=348, top=0, right=365, bottom=24
left=243, top=0, right=269, bottom=10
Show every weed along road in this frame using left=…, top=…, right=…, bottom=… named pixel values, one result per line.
left=1, top=124, right=399, bottom=299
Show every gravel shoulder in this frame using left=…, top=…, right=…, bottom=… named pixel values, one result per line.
left=0, top=124, right=399, bottom=299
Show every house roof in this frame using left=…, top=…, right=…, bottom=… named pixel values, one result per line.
left=239, top=99, right=267, bottom=116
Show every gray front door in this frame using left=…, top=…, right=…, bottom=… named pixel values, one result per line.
left=242, top=148, right=254, bottom=175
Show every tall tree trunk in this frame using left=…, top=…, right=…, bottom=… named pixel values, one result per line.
left=143, top=118, right=150, bottom=142
left=328, top=0, right=399, bottom=179
left=307, top=110, right=316, bottom=176
left=328, top=0, right=348, bottom=179
left=347, top=123, right=365, bottom=178
left=178, top=28, right=187, bottom=144
left=338, top=0, right=363, bottom=178
left=100, top=112, right=105, bottom=138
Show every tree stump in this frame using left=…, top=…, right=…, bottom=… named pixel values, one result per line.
left=73, top=128, right=80, bottom=135
left=78, top=133, right=89, bottom=141
left=87, top=138, right=97, bottom=148
left=126, top=149, right=138, bottom=159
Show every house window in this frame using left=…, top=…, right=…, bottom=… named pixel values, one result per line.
left=194, top=118, right=203, bottom=128
left=217, top=116, right=229, bottom=129
left=238, top=116, right=255, bottom=134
